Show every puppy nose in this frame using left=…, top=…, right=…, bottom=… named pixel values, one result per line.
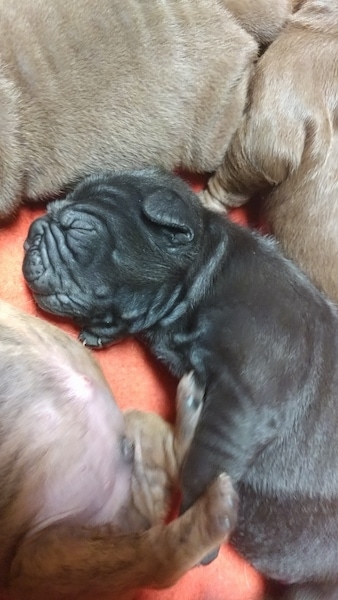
left=24, top=217, right=48, bottom=249
left=23, top=233, right=41, bottom=252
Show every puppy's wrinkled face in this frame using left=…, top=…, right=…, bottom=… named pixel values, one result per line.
left=23, top=168, right=203, bottom=346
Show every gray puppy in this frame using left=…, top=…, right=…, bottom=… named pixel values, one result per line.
left=23, top=168, right=338, bottom=600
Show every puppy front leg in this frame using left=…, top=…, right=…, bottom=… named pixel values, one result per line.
left=174, top=371, right=204, bottom=461
left=200, top=36, right=306, bottom=212
left=79, top=319, right=127, bottom=348
left=201, top=98, right=302, bottom=213
left=9, top=474, right=237, bottom=600
left=180, top=368, right=281, bottom=512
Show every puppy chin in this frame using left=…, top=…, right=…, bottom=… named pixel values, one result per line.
left=32, top=292, right=82, bottom=321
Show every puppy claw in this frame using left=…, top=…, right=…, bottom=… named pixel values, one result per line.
left=186, top=395, right=201, bottom=410
left=176, top=371, right=204, bottom=414
left=79, top=331, right=103, bottom=348
left=197, top=189, right=228, bottom=213
left=198, top=473, right=238, bottom=566
left=208, top=473, right=238, bottom=535
left=174, top=372, right=205, bottom=459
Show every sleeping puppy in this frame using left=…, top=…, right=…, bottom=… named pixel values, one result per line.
left=0, top=0, right=270, bottom=219
left=201, top=0, right=338, bottom=304
left=23, top=167, right=338, bottom=600
left=0, top=300, right=237, bottom=600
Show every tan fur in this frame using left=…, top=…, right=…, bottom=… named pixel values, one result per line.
left=224, top=0, right=293, bottom=44
left=202, top=0, right=338, bottom=302
left=0, top=302, right=236, bottom=600
left=0, top=0, right=295, bottom=218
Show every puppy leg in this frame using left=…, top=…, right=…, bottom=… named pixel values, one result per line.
left=199, top=62, right=305, bottom=213
left=9, top=474, right=237, bottom=600
left=121, top=382, right=204, bottom=535
left=199, top=13, right=316, bottom=212
left=175, top=372, right=220, bottom=567
left=174, top=371, right=204, bottom=460
left=201, top=0, right=338, bottom=214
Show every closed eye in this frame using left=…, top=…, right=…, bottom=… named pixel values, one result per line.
left=59, top=210, right=100, bottom=232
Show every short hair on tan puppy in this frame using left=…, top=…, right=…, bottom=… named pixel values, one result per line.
left=0, top=0, right=294, bottom=219
left=224, top=0, right=293, bottom=44
left=202, top=0, right=338, bottom=303
left=0, top=301, right=237, bottom=600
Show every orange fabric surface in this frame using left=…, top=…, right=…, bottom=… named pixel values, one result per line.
left=0, top=174, right=265, bottom=600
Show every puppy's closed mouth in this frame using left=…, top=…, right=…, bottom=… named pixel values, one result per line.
left=31, top=290, right=86, bottom=321
left=23, top=227, right=92, bottom=321
left=22, top=248, right=46, bottom=285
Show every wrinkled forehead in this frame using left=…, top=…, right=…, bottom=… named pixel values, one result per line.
left=46, top=194, right=141, bottom=243
left=47, top=197, right=113, bottom=227
left=48, top=173, right=149, bottom=212
left=46, top=168, right=181, bottom=222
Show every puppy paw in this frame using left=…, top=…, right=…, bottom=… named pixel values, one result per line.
left=148, top=473, right=237, bottom=588
left=79, top=330, right=103, bottom=348
left=174, top=372, right=204, bottom=460
left=199, top=473, right=238, bottom=544
left=176, top=371, right=204, bottom=414
left=196, top=473, right=238, bottom=566
left=198, top=189, right=228, bottom=213
left=199, top=176, right=249, bottom=210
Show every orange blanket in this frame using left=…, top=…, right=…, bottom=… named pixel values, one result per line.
left=0, top=174, right=265, bottom=600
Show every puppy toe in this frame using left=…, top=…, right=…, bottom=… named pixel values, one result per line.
left=198, top=189, right=228, bottom=213
left=199, top=179, right=249, bottom=210
left=79, top=330, right=103, bottom=348
left=176, top=371, right=204, bottom=413
left=206, top=473, right=238, bottom=537
left=195, top=473, right=238, bottom=567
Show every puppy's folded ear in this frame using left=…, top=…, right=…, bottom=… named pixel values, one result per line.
left=142, top=190, right=194, bottom=245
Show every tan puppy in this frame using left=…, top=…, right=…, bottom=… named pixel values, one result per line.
left=0, top=301, right=237, bottom=600
left=202, top=0, right=338, bottom=302
left=0, top=0, right=294, bottom=219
